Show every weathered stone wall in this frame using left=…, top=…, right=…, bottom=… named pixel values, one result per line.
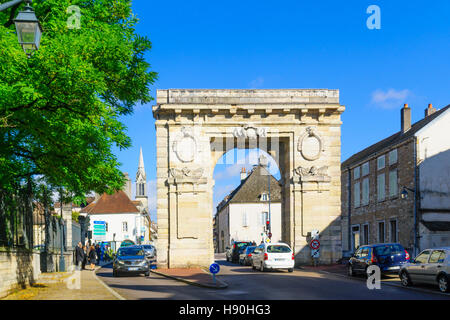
left=154, top=89, right=345, bottom=268
left=0, top=249, right=40, bottom=298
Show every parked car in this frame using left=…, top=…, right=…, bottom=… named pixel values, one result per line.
left=348, top=243, right=410, bottom=277
left=142, top=244, right=156, bottom=260
left=113, top=245, right=149, bottom=277
left=399, top=247, right=449, bottom=293
left=252, top=242, right=294, bottom=272
left=228, top=241, right=253, bottom=263
left=239, top=246, right=256, bottom=266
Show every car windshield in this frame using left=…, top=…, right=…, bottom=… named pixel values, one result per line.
left=142, top=245, right=154, bottom=250
left=117, top=248, right=145, bottom=256
left=236, top=242, right=251, bottom=248
left=246, top=246, right=256, bottom=253
left=374, top=244, right=404, bottom=256
left=267, top=245, right=291, bottom=253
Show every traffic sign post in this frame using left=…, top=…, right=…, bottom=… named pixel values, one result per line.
left=209, top=263, right=220, bottom=285
left=309, top=234, right=320, bottom=266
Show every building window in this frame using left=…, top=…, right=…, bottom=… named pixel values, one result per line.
left=390, top=220, right=398, bottom=242
left=138, top=183, right=145, bottom=196
left=362, top=162, right=370, bottom=176
left=362, top=178, right=369, bottom=206
left=377, top=155, right=385, bottom=170
left=378, top=221, right=385, bottom=243
left=261, top=193, right=268, bottom=201
left=354, top=167, right=360, bottom=180
left=354, top=182, right=361, bottom=208
left=122, top=222, right=128, bottom=232
left=260, top=212, right=268, bottom=225
left=105, top=223, right=108, bottom=232
left=363, top=224, right=369, bottom=245
left=351, top=225, right=360, bottom=251
left=389, top=149, right=398, bottom=165
left=389, top=169, right=398, bottom=197
left=242, top=212, right=248, bottom=227
left=377, top=173, right=385, bottom=202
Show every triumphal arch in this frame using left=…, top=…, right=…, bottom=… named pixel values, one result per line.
left=153, top=89, right=345, bottom=268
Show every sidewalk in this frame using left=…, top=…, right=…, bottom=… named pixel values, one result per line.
left=152, top=268, right=228, bottom=289
left=1, top=262, right=121, bottom=300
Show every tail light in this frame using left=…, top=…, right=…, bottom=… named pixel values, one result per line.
left=248, top=254, right=252, bottom=257
left=371, top=252, right=378, bottom=263
left=292, top=253, right=295, bottom=260
left=264, top=253, right=268, bottom=260
left=405, top=250, right=410, bottom=260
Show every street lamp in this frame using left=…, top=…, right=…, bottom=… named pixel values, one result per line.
left=400, top=186, right=415, bottom=199
left=0, top=0, right=42, bottom=56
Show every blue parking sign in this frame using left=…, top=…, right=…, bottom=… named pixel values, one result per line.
left=209, top=263, right=220, bottom=274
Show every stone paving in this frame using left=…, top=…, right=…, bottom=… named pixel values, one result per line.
left=1, top=264, right=120, bottom=300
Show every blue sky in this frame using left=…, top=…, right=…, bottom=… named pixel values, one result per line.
left=112, top=0, right=450, bottom=221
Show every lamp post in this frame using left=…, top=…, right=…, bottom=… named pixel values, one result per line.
left=0, top=0, right=42, bottom=56
left=401, top=186, right=418, bottom=257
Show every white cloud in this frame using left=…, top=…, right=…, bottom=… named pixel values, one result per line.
left=371, top=89, right=412, bottom=109
left=249, top=77, right=264, bottom=89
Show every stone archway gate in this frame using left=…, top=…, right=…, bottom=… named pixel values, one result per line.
left=153, top=89, right=345, bottom=268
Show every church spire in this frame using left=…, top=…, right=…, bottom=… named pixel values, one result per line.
left=139, top=147, right=145, bottom=170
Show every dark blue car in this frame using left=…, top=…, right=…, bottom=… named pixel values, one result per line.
left=348, top=243, right=410, bottom=277
left=113, top=245, right=150, bottom=277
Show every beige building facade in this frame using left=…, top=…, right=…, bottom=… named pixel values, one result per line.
left=153, top=89, right=345, bottom=268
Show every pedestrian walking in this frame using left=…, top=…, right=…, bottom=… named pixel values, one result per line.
left=82, top=245, right=88, bottom=270
left=75, top=242, right=84, bottom=270
left=95, top=244, right=101, bottom=265
left=89, top=245, right=97, bottom=271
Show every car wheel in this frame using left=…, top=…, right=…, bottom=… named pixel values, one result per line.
left=400, top=271, right=412, bottom=287
left=145, top=271, right=150, bottom=277
left=438, top=275, right=449, bottom=293
left=348, top=265, right=355, bottom=277
left=260, top=263, right=265, bottom=272
left=288, top=268, right=294, bottom=273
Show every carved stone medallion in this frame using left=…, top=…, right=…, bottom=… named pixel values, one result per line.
left=298, top=127, right=324, bottom=161
left=172, top=127, right=197, bottom=163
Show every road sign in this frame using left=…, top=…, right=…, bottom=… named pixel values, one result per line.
left=311, top=249, right=320, bottom=258
left=310, top=239, right=320, bottom=250
left=209, top=263, right=220, bottom=274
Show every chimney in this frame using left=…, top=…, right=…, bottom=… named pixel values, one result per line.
left=240, top=168, right=247, bottom=182
left=424, top=103, right=436, bottom=117
left=401, top=104, right=411, bottom=133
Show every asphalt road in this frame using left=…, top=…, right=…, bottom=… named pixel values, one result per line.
left=96, top=255, right=450, bottom=300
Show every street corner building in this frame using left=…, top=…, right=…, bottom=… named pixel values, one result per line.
left=152, top=89, right=345, bottom=268
left=341, top=103, right=450, bottom=256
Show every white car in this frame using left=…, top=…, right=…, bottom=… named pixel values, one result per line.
left=251, top=242, right=295, bottom=272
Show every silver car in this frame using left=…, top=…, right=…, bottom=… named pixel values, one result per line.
left=399, top=247, right=450, bottom=293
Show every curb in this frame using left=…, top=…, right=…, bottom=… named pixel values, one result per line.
left=150, top=269, right=229, bottom=289
left=298, top=267, right=450, bottom=298
left=93, top=263, right=127, bottom=300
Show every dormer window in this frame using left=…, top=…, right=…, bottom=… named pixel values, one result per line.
left=261, top=193, right=269, bottom=201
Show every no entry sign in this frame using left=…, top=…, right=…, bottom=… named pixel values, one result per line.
left=310, top=239, right=320, bottom=250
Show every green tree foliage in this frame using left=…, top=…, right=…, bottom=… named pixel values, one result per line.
left=0, top=0, right=157, bottom=202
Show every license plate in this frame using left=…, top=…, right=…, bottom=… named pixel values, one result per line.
left=387, top=266, right=400, bottom=270
left=275, top=259, right=285, bottom=261
left=128, top=267, right=139, bottom=271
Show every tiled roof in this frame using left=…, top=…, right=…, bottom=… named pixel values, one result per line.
left=217, top=165, right=281, bottom=212
left=54, top=196, right=95, bottom=209
left=79, top=190, right=139, bottom=214
left=342, top=105, right=450, bottom=168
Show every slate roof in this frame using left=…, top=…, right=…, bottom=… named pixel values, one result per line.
left=217, top=165, right=281, bottom=212
left=342, top=104, right=450, bottom=168
left=79, top=190, right=139, bottom=214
